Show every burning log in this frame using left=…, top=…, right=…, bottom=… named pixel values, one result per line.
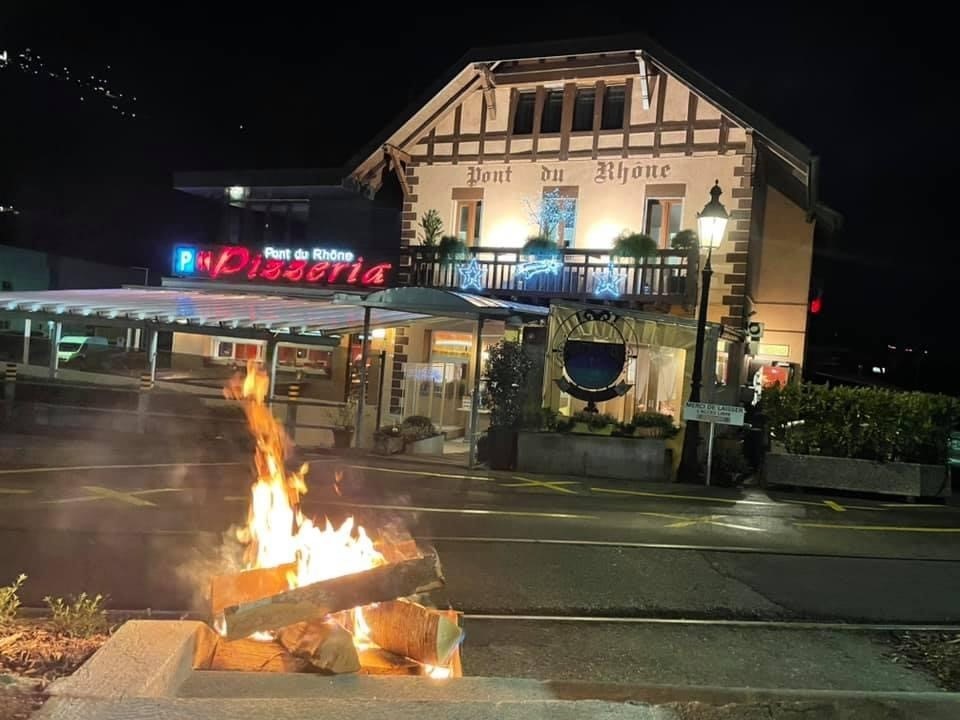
left=209, top=638, right=310, bottom=673
left=362, top=601, right=463, bottom=665
left=278, top=619, right=360, bottom=674
left=220, top=551, right=445, bottom=640
left=376, top=528, right=420, bottom=563
left=209, top=563, right=296, bottom=616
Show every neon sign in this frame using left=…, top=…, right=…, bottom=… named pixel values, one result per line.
left=173, top=245, right=393, bottom=287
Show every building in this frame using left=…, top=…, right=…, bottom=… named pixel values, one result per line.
left=0, top=34, right=825, bottom=463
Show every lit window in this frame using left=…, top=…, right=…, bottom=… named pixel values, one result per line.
left=455, top=200, right=482, bottom=245
left=644, top=198, right=683, bottom=248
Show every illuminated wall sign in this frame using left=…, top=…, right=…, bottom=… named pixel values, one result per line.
left=172, top=245, right=393, bottom=287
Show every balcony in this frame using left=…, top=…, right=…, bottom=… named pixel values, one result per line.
left=401, top=247, right=698, bottom=306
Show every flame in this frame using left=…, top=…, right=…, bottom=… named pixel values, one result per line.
left=227, top=362, right=385, bottom=632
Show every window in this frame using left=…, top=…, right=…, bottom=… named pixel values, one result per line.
left=217, top=342, right=234, bottom=358
left=455, top=200, right=482, bottom=245
left=540, top=90, right=563, bottom=133
left=1, top=281, right=11, bottom=291
left=512, top=92, right=535, bottom=135
left=601, top=85, right=626, bottom=130
left=645, top=198, right=683, bottom=248
left=542, top=188, right=578, bottom=248
left=572, top=88, right=595, bottom=131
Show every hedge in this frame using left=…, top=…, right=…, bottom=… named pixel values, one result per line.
left=763, top=383, right=960, bottom=465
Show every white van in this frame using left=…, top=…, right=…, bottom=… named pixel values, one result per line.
left=57, top=336, right=109, bottom=364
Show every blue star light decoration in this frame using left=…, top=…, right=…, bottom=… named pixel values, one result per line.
left=517, top=255, right=562, bottom=281
left=458, top=257, right=485, bottom=292
left=593, top=264, right=623, bottom=298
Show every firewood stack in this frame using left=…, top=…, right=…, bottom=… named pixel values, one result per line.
left=205, top=532, right=463, bottom=677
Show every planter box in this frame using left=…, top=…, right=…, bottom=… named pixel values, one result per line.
left=405, top=434, right=444, bottom=456
left=374, top=435, right=404, bottom=455
left=517, top=431, right=669, bottom=482
left=762, top=450, right=951, bottom=498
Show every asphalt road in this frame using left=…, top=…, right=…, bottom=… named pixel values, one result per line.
left=2, top=434, right=960, bottom=626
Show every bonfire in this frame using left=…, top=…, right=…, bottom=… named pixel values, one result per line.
left=206, top=362, right=462, bottom=677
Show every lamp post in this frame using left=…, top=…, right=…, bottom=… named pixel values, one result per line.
left=677, top=180, right=729, bottom=483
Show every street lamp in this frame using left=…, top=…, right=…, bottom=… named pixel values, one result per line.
left=677, top=180, right=729, bottom=483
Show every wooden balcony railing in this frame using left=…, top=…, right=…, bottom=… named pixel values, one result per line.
left=400, top=246, right=698, bottom=305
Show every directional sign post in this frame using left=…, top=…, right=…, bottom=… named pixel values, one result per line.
left=683, top=401, right=746, bottom=487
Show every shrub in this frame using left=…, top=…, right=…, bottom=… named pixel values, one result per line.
left=763, top=383, right=960, bottom=464
left=45, top=592, right=109, bottom=637
left=670, top=229, right=698, bottom=251
left=0, top=573, right=26, bottom=624
left=555, top=417, right=574, bottom=433
left=569, top=410, right=617, bottom=430
left=400, top=415, right=438, bottom=442
left=438, top=235, right=468, bottom=264
left=522, top=407, right=558, bottom=431
left=612, top=232, right=657, bottom=261
left=522, top=235, right=559, bottom=257
left=485, top=340, right=533, bottom=429
left=418, top=209, right=443, bottom=247
left=711, top=443, right=752, bottom=487
left=632, top=412, right=679, bottom=438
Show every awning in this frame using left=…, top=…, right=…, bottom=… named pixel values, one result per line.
left=335, top=287, right=549, bottom=321
left=0, top=288, right=427, bottom=345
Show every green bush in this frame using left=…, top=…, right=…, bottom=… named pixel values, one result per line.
left=763, top=383, right=960, bottom=464
left=570, top=410, right=617, bottom=431
left=612, top=232, right=657, bottom=261
left=485, top=340, right=534, bottom=429
left=0, top=573, right=26, bottom=624
left=632, top=412, right=679, bottom=438
left=522, top=235, right=559, bottom=257
left=522, top=407, right=558, bottom=431
left=438, top=235, right=468, bottom=264
left=711, top=442, right=752, bottom=487
left=400, top=415, right=438, bottom=442
left=45, top=592, right=108, bottom=637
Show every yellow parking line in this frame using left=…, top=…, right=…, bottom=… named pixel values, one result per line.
left=590, top=486, right=776, bottom=506
left=823, top=500, right=846, bottom=512
left=40, top=486, right=184, bottom=507
left=0, top=488, right=33, bottom=495
left=82, top=486, right=158, bottom=507
left=348, top=465, right=494, bottom=482
left=665, top=514, right=768, bottom=533
left=796, top=521, right=960, bottom=533
left=501, top=477, right=580, bottom=495
left=782, top=499, right=882, bottom=512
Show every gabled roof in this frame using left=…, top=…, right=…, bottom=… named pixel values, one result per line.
left=345, top=33, right=814, bottom=184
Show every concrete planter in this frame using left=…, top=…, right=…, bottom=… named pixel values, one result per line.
left=762, top=450, right=951, bottom=498
left=516, top=431, right=669, bottom=482
left=405, top=434, right=444, bottom=456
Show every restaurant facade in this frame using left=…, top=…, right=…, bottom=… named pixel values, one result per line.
left=0, top=36, right=822, bottom=457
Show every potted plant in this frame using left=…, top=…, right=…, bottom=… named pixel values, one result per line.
left=418, top=209, right=443, bottom=247
left=401, top=415, right=444, bottom=455
left=331, top=397, right=357, bottom=449
left=612, top=232, right=658, bottom=262
left=521, top=235, right=559, bottom=258
left=438, top=235, right=468, bottom=264
left=373, top=424, right=405, bottom=454
left=670, top=229, right=698, bottom=251
left=483, top=339, right=533, bottom=469
left=631, top=411, right=679, bottom=439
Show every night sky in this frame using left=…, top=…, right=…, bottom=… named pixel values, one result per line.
left=0, top=4, right=952, bottom=355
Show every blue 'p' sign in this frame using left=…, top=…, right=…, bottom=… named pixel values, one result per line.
left=174, top=246, right=196, bottom=274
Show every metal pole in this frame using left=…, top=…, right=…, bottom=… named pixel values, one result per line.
left=677, top=248, right=713, bottom=482
left=133, top=328, right=142, bottom=351
left=146, top=328, right=159, bottom=384
left=125, top=327, right=132, bottom=350
left=354, top=307, right=371, bottom=448
left=705, top=421, right=715, bottom=487
left=47, top=321, right=61, bottom=379
left=468, top=316, right=485, bottom=468
left=266, top=339, right=279, bottom=405
left=375, top=349, right=387, bottom=431
left=22, top=318, right=31, bottom=365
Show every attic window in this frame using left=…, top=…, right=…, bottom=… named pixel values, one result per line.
left=601, top=86, right=626, bottom=130
left=513, top=92, right=536, bottom=135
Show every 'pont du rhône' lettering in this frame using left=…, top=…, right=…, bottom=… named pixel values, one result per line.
left=196, top=247, right=392, bottom=287
left=594, top=161, right=670, bottom=184
left=263, top=246, right=355, bottom=262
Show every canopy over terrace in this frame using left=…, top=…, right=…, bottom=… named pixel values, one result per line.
left=0, top=287, right=426, bottom=392
left=336, top=287, right=550, bottom=466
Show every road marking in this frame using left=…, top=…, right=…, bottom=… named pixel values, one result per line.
left=823, top=500, right=846, bottom=512
left=781, top=498, right=882, bottom=512
left=0, top=488, right=33, bottom=495
left=319, top=500, right=597, bottom=520
left=40, top=486, right=184, bottom=507
left=461, top=614, right=960, bottom=632
left=664, top=514, right=768, bottom=533
left=881, top=503, right=947, bottom=509
left=500, top=477, right=580, bottom=495
left=347, top=465, right=495, bottom=482
left=590, top=486, right=777, bottom=506
left=0, top=462, right=245, bottom=476
left=796, top=522, right=960, bottom=533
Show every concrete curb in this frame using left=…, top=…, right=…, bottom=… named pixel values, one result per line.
left=35, top=620, right=960, bottom=719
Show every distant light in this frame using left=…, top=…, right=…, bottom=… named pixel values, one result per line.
left=227, top=186, right=247, bottom=202
left=905, top=347, right=913, bottom=353
left=810, top=297, right=822, bottom=314
left=872, top=366, right=885, bottom=375
left=371, top=328, right=386, bottom=339
left=887, top=344, right=896, bottom=350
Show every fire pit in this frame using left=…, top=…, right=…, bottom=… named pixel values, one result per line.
left=203, top=363, right=463, bottom=678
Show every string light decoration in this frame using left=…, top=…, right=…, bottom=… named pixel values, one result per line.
left=524, top=189, right=576, bottom=239
left=458, top=257, right=485, bottom=292
left=517, top=255, right=562, bottom=281
left=593, top=264, right=623, bottom=298
left=0, top=47, right=139, bottom=118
